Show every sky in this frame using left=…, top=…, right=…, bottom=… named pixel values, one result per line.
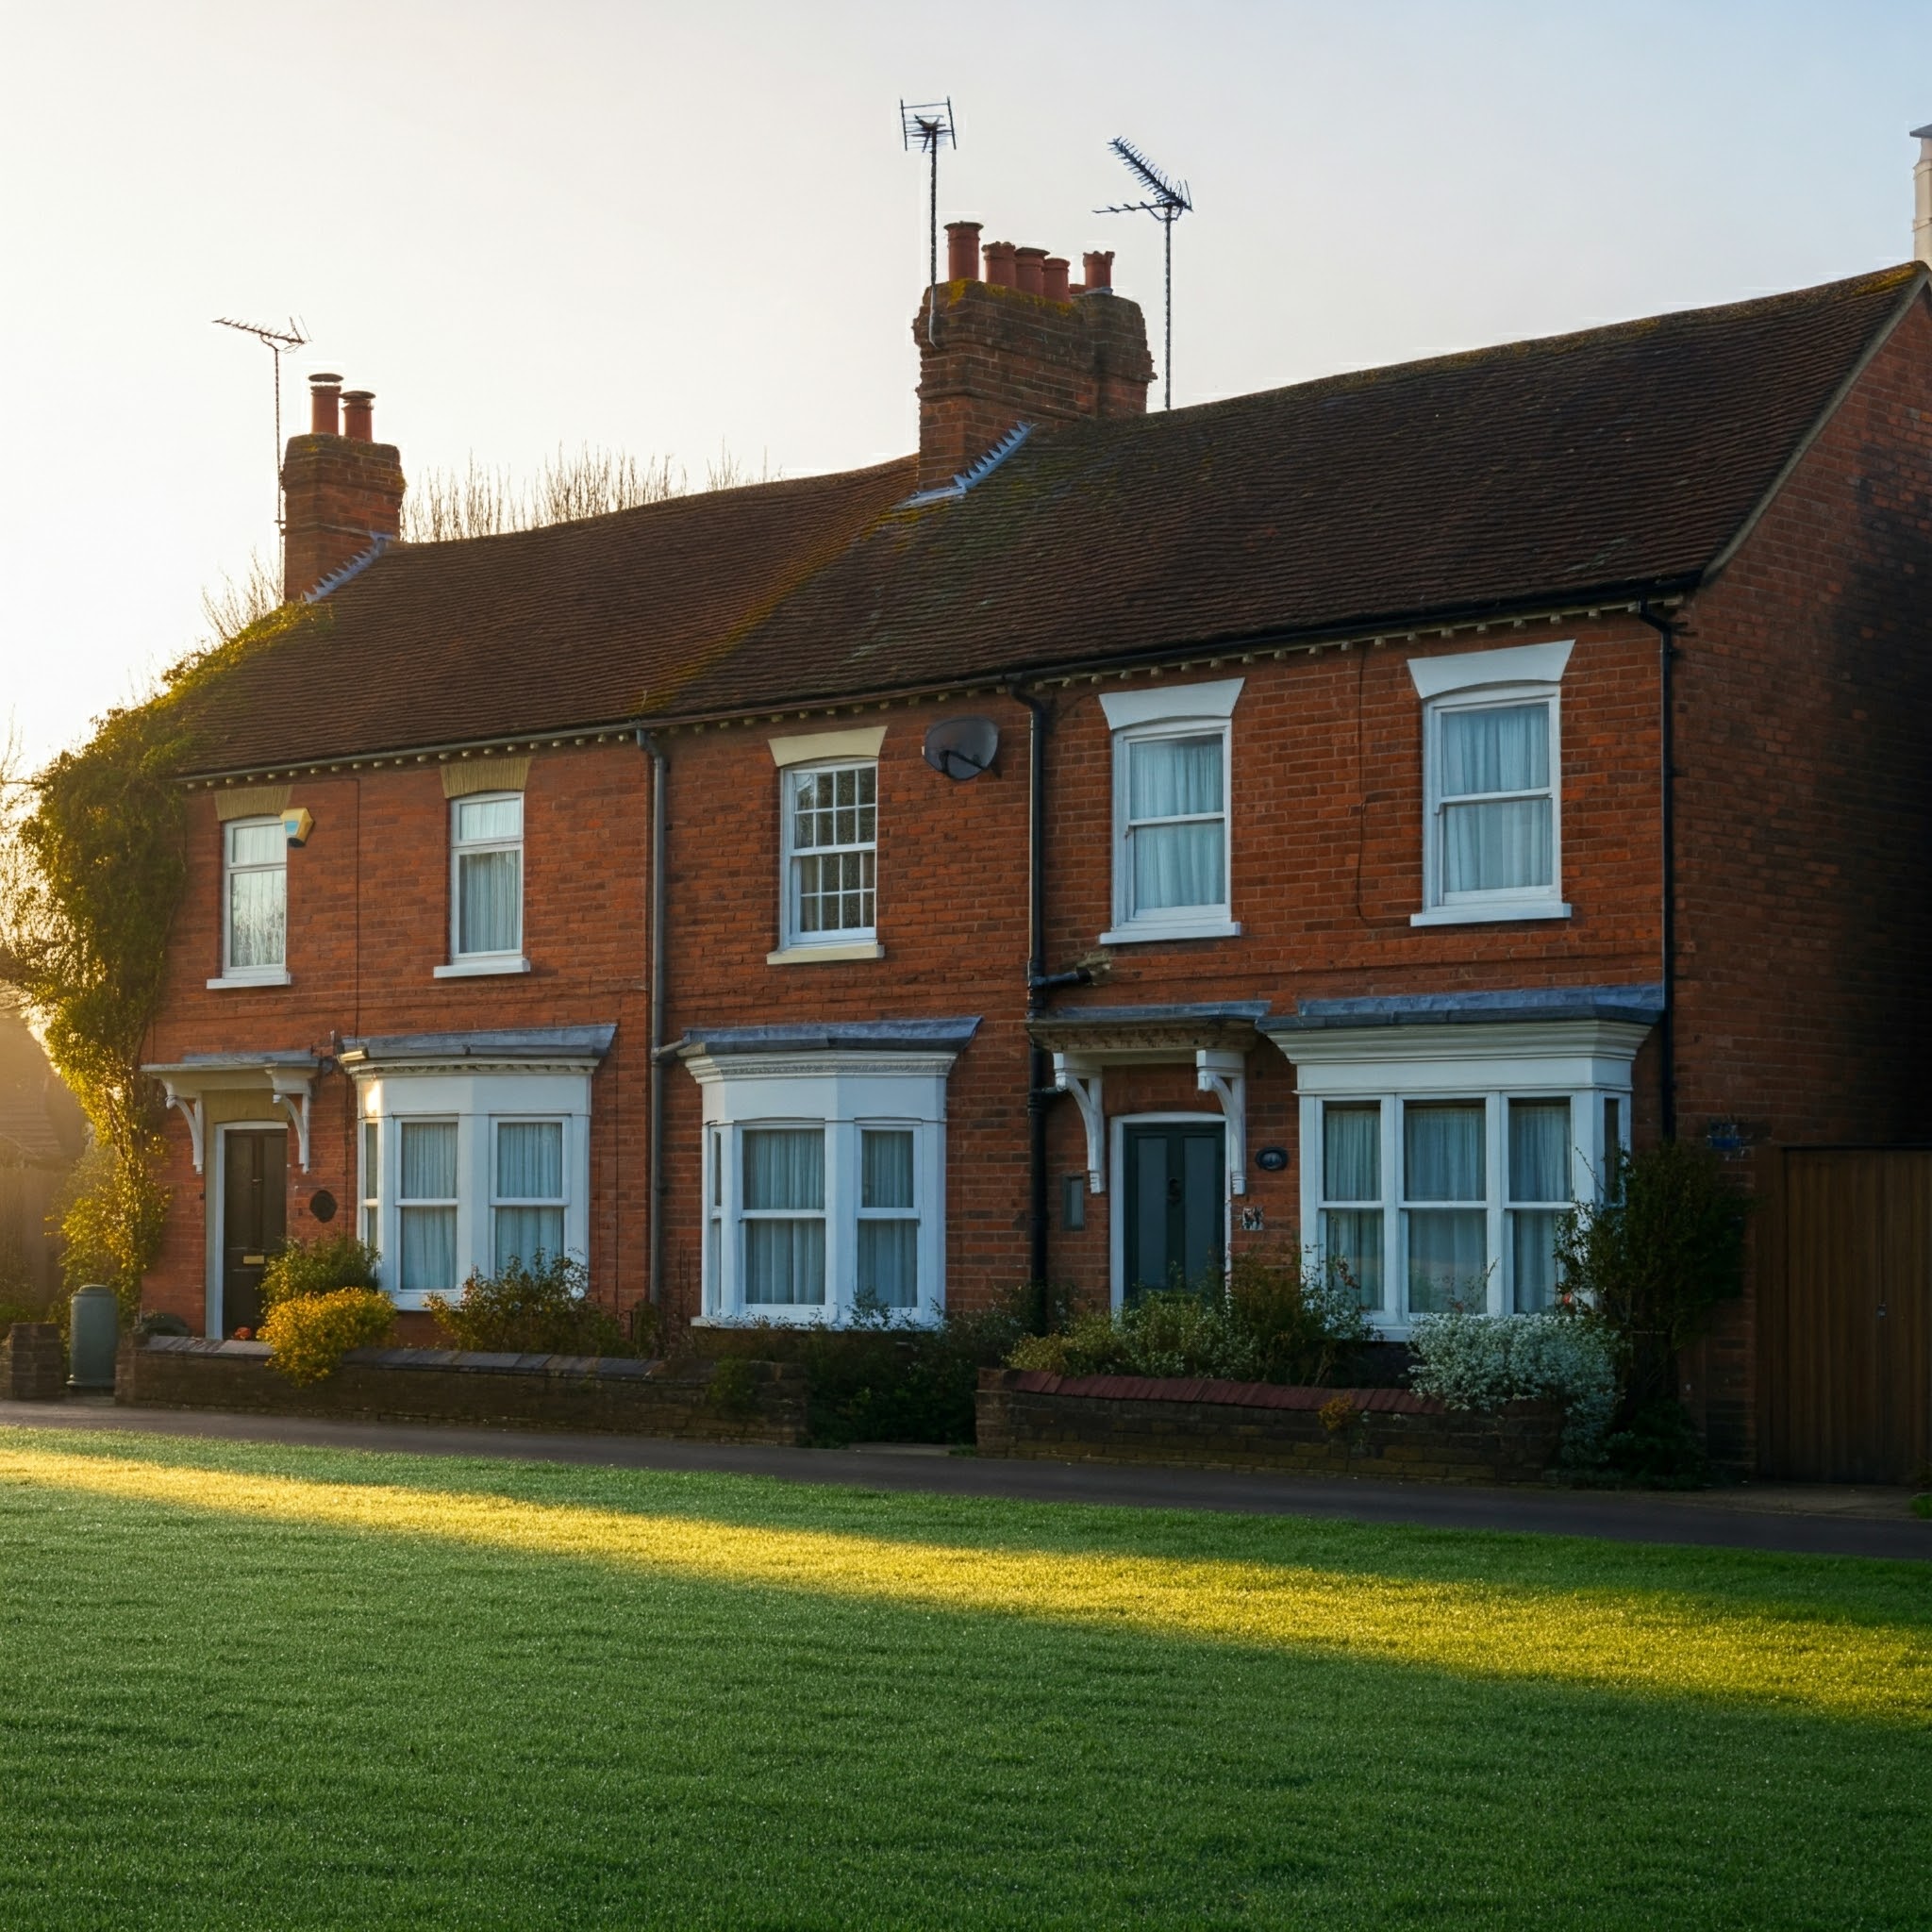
left=2, top=0, right=1928, bottom=771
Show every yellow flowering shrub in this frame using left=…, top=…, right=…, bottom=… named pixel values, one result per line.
left=259, top=1288, right=394, bottom=1386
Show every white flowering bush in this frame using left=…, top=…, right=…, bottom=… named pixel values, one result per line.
left=1407, top=1310, right=1616, bottom=1468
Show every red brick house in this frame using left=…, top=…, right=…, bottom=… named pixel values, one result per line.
left=139, top=225, right=1932, bottom=1472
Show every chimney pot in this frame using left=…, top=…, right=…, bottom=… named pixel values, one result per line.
left=308, top=373, right=342, bottom=436
left=945, top=221, right=983, bottom=281
left=1082, top=250, right=1114, bottom=292
left=1014, top=246, right=1047, bottom=295
left=983, top=241, right=1018, bottom=289
left=341, top=390, right=375, bottom=441
left=1041, top=256, right=1071, bottom=301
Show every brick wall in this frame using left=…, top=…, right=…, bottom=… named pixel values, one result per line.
left=1670, top=294, right=1932, bottom=1465
left=1, top=1323, right=65, bottom=1401
left=121, top=1336, right=808, bottom=1443
left=975, top=1369, right=1564, bottom=1482
left=914, top=279, right=1154, bottom=491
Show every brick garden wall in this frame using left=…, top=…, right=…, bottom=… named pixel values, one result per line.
left=120, top=1337, right=808, bottom=1443
left=975, top=1369, right=1563, bottom=1483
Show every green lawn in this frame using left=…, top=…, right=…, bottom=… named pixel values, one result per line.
left=0, top=1429, right=1926, bottom=1929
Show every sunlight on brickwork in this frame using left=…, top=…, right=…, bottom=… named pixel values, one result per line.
left=2, top=1442, right=1924, bottom=1724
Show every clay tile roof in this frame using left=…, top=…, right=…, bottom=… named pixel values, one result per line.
left=175, top=264, right=1924, bottom=774
left=178, top=458, right=916, bottom=776
left=673, top=264, right=1925, bottom=714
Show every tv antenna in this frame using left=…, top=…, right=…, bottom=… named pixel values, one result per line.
left=901, top=97, right=957, bottom=344
left=1098, top=138, right=1192, bottom=408
left=213, top=313, right=310, bottom=567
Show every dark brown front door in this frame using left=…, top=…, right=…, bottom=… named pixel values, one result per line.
left=222, top=1129, right=287, bottom=1336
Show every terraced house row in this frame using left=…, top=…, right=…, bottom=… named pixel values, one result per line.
left=140, top=216, right=1932, bottom=1474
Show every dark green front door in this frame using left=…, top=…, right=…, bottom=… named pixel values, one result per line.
left=222, top=1128, right=286, bottom=1336
left=1123, top=1122, right=1225, bottom=1300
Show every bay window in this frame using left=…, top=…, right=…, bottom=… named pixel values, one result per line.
left=1274, top=985, right=1657, bottom=1336
left=683, top=1021, right=974, bottom=1325
left=345, top=1026, right=608, bottom=1308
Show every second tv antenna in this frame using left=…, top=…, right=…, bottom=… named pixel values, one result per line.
left=213, top=313, right=310, bottom=566
left=1099, top=138, right=1192, bottom=408
left=901, top=97, right=957, bottom=343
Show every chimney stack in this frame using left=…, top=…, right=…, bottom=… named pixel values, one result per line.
left=914, top=226, right=1153, bottom=492
left=1914, top=124, right=1932, bottom=268
left=281, top=372, right=405, bottom=602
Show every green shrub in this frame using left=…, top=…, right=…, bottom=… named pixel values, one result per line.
left=1912, top=1494, right=1931, bottom=1522
left=705, top=1356, right=762, bottom=1419
left=1407, top=1308, right=1617, bottom=1468
left=700, top=1297, right=1028, bottom=1445
left=260, top=1287, right=394, bottom=1385
left=1593, top=1397, right=1711, bottom=1488
left=427, top=1251, right=631, bottom=1357
left=1555, top=1140, right=1747, bottom=1419
left=1007, top=1247, right=1371, bottom=1388
left=259, top=1232, right=379, bottom=1309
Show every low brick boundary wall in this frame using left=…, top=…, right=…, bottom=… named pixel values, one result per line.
left=975, top=1369, right=1561, bottom=1484
left=2, top=1324, right=65, bottom=1402
left=120, top=1338, right=808, bottom=1444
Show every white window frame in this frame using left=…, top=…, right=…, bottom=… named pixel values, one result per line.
left=354, top=1067, right=592, bottom=1310
left=778, top=758, right=879, bottom=954
left=1097, top=677, right=1244, bottom=946
left=490, top=1115, right=571, bottom=1274
left=212, top=815, right=291, bottom=988
left=1408, top=641, right=1573, bottom=927
left=1284, top=1008, right=1640, bottom=1339
left=396, top=1116, right=461, bottom=1301
left=685, top=1048, right=957, bottom=1327
left=359, top=1119, right=381, bottom=1256
left=438, top=791, right=530, bottom=977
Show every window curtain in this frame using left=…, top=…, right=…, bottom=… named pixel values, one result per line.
left=1128, top=735, right=1224, bottom=912
left=858, top=1129, right=918, bottom=1307
left=1508, top=1100, right=1571, bottom=1313
left=742, top=1128, right=825, bottom=1306
left=228, top=870, right=285, bottom=969
left=457, top=798, right=522, bottom=842
left=459, top=850, right=522, bottom=954
left=1324, top=1105, right=1380, bottom=1200
left=494, top=1122, right=565, bottom=1271
left=399, top=1121, right=458, bottom=1295
left=1405, top=1103, right=1486, bottom=1313
left=1441, top=704, right=1552, bottom=893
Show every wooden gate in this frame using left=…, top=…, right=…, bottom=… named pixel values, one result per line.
left=1758, top=1148, right=1932, bottom=1483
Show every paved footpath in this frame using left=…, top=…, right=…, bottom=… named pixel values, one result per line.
left=3, top=1399, right=1926, bottom=1561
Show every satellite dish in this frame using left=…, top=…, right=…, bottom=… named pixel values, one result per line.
left=923, top=716, right=999, bottom=780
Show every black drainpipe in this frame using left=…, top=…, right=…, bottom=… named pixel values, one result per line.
left=1009, top=681, right=1056, bottom=1322
left=638, top=730, right=670, bottom=1307
left=1636, top=603, right=1680, bottom=1141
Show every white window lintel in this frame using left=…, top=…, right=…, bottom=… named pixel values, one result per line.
left=1407, top=639, right=1573, bottom=699
left=1098, top=676, right=1244, bottom=732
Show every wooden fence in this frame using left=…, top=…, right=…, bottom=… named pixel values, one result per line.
left=1757, top=1147, right=1932, bottom=1484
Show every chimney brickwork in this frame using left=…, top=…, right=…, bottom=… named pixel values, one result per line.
left=915, top=227, right=1154, bottom=491
left=282, top=375, right=405, bottom=602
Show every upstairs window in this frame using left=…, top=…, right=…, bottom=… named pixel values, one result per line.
left=1097, top=678, right=1243, bottom=946
left=1430, top=697, right=1557, bottom=905
left=1409, top=641, right=1572, bottom=925
left=783, top=763, right=876, bottom=947
left=222, top=818, right=287, bottom=979
left=451, top=793, right=524, bottom=962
